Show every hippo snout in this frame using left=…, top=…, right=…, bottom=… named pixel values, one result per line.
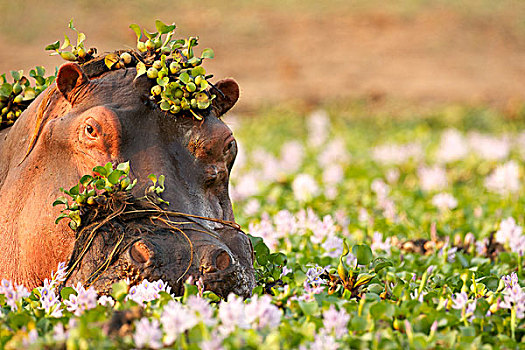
left=123, top=236, right=254, bottom=298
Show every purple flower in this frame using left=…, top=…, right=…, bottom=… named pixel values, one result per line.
left=126, top=278, right=171, bottom=304
left=0, top=279, right=29, bottom=311
left=64, top=282, right=98, bottom=316
left=322, top=236, right=344, bottom=258
left=499, top=273, right=525, bottom=319
left=200, top=332, right=225, bottom=350
left=187, top=295, right=215, bottom=326
left=322, top=305, right=349, bottom=338
left=133, top=318, right=163, bottom=349
left=300, top=329, right=339, bottom=350
left=218, top=294, right=249, bottom=335
left=371, top=231, right=391, bottom=255
left=98, top=295, right=115, bottom=307
left=161, top=300, right=198, bottom=345
left=410, top=290, right=427, bottom=303
left=502, top=272, right=519, bottom=289
left=245, top=294, right=282, bottom=330
left=451, top=292, right=469, bottom=310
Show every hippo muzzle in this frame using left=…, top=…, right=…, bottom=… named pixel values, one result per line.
left=63, top=193, right=256, bottom=298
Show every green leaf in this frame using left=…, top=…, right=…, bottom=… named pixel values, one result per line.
left=107, top=169, right=124, bottom=185
left=68, top=19, right=76, bottom=31
left=77, top=32, right=86, bottom=46
left=129, top=24, right=142, bottom=40
left=155, top=20, right=176, bottom=34
left=111, top=280, right=129, bottom=302
left=254, top=242, right=270, bottom=265
left=94, top=179, right=106, bottom=190
left=116, top=161, right=130, bottom=174
left=69, top=184, right=80, bottom=196
left=191, top=66, right=206, bottom=76
left=104, top=53, right=119, bottom=69
left=79, top=175, right=93, bottom=186
left=136, top=62, right=147, bottom=77
left=143, top=29, right=158, bottom=40
left=157, top=76, right=169, bottom=87
left=158, top=175, right=165, bottom=188
left=55, top=213, right=69, bottom=224
left=60, top=287, right=76, bottom=300
left=179, top=72, right=190, bottom=84
left=373, top=258, right=394, bottom=273
left=352, top=244, right=373, bottom=266
left=10, top=70, right=21, bottom=82
left=92, top=165, right=108, bottom=177
left=60, top=51, right=77, bottom=61
left=298, top=300, right=319, bottom=316
left=148, top=174, right=157, bottom=185
left=52, top=197, right=68, bottom=206
left=160, top=100, right=171, bottom=111
left=354, top=273, right=375, bottom=288
left=61, top=35, right=71, bottom=50
left=0, top=83, right=12, bottom=97
left=201, top=48, right=214, bottom=59
left=45, top=41, right=60, bottom=51
left=269, top=252, right=287, bottom=266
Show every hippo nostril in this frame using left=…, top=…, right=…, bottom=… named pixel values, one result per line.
left=215, top=250, right=231, bottom=271
left=130, top=241, right=151, bottom=264
left=200, top=249, right=232, bottom=274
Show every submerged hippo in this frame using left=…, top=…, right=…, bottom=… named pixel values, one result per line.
left=0, top=59, right=255, bottom=297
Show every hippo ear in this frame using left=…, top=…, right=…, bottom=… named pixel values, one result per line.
left=212, top=79, right=239, bottom=116
left=56, top=63, right=90, bottom=102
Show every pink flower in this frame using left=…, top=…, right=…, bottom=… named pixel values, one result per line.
left=133, top=318, right=163, bottom=349
left=322, top=305, right=349, bottom=338
left=245, top=294, right=282, bottom=330
left=161, top=300, right=198, bottom=345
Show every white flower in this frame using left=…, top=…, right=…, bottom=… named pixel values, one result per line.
left=322, top=236, right=344, bottom=258
left=484, top=161, right=520, bottom=195
left=372, top=142, right=422, bottom=165
left=468, top=132, right=510, bottom=160
left=292, top=174, right=319, bottom=202
left=161, top=300, right=198, bottom=345
left=432, top=193, right=458, bottom=211
left=318, top=138, right=349, bottom=167
left=280, top=141, right=304, bottom=174
left=133, top=318, right=163, bottom=349
left=418, top=166, right=448, bottom=192
left=244, top=294, right=282, bottom=330
left=322, top=164, right=344, bottom=186
left=436, top=129, right=468, bottom=163
left=308, top=110, right=330, bottom=147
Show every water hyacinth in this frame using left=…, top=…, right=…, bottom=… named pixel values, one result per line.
left=499, top=273, right=525, bottom=319
left=134, top=317, right=163, bottom=349
left=372, top=142, right=423, bottom=165
left=468, top=132, right=510, bottom=161
left=484, top=160, right=520, bottom=195
left=64, top=282, right=98, bottom=316
left=418, top=165, right=448, bottom=192
left=292, top=173, right=320, bottom=202
left=127, top=278, right=172, bottom=304
left=322, top=305, right=350, bottom=338
left=436, top=128, right=468, bottom=163
left=0, top=279, right=30, bottom=311
left=2, top=103, right=525, bottom=349
left=161, top=300, right=198, bottom=345
left=432, top=192, right=458, bottom=211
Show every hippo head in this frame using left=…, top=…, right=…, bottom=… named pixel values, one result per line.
left=0, top=60, right=255, bottom=297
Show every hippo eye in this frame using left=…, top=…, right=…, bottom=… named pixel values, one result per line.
left=85, top=124, right=97, bottom=138
left=225, top=140, right=236, bottom=154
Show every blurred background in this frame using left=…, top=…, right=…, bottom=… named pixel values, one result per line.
left=0, top=0, right=524, bottom=113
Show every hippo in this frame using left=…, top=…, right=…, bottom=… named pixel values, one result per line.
left=0, top=58, right=256, bottom=297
